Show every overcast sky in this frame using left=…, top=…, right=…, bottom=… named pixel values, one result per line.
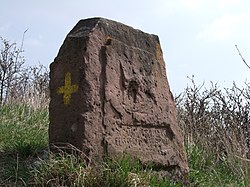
left=1, top=0, right=249, bottom=94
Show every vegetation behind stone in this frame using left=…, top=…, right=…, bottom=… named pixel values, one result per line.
left=0, top=36, right=249, bottom=186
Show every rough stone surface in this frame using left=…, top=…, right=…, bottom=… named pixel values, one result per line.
left=49, top=18, right=188, bottom=179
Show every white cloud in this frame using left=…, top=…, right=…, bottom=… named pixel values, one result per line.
left=218, top=0, right=241, bottom=7
left=197, top=11, right=250, bottom=41
left=183, top=0, right=204, bottom=10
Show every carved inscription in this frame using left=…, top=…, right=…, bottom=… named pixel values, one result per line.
left=109, top=126, right=173, bottom=153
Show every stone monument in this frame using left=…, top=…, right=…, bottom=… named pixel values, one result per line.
left=49, top=17, right=188, bottom=179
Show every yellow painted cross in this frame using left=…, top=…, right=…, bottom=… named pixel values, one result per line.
left=57, top=72, right=78, bottom=106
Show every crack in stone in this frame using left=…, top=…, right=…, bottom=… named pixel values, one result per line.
left=99, top=45, right=108, bottom=155
left=119, top=62, right=127, bottom=102
left=99, top=46, right=107, bottom=129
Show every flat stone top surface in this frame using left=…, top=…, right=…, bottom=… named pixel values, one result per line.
left=68, top=17, right=159, bottom=54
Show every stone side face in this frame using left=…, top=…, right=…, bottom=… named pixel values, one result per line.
left=49, top=18, right=188, bottom=179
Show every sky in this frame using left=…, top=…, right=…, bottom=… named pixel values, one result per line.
left=1, top=0, right=250, bottom=94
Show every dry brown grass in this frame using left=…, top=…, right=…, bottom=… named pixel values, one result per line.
left=7, top=64, right=50, bottom=108
left=176, top=77, right=249, bottom=180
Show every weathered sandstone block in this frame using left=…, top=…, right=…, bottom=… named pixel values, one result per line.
left=49, top=17, right=188, bottom=179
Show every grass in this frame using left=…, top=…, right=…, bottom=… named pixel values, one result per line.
left=32, top=152, right=181, bottom=187
left=0, top=104, right=249, bottom=186
left=0, top=104, right=48, bottom=153
left=0, top=104, right=48, bottom=186
left=0, top=104, right=181, bottom=186
left=187, top=145, right=250, bottom=186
